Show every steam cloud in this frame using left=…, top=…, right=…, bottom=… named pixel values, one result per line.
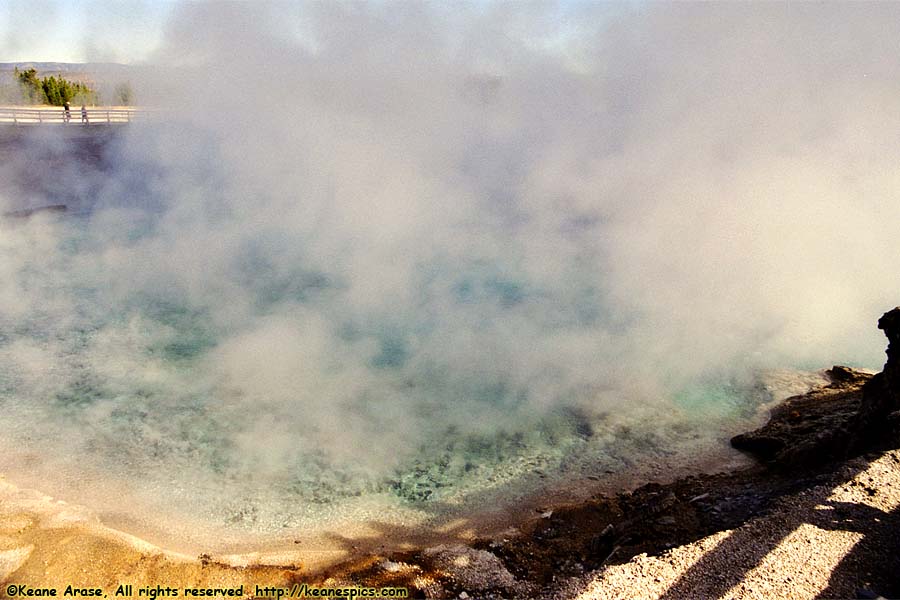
left=2, top=2, right=900, bottom=532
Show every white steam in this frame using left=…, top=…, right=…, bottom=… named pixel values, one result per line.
left=2, top=2, right=900, bottom=532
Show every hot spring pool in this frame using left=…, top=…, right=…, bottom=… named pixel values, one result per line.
left=0, top=208, right=816, bottom=552
left=3, top=3, right=898, bottom=558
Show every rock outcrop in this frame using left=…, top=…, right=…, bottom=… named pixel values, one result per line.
left=732, top=307, right=900, bottom=466
left=854, top=307, right=900, bottom=449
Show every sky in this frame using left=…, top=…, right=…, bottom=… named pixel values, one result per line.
left=0, top=0, right=597, bottom=65
left=0, top=0, right=176, bottom=63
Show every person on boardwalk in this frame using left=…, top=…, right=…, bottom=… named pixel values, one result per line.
left=63, top=101, right=71, bottom=123
left=81, top=104, right=88, bottom=124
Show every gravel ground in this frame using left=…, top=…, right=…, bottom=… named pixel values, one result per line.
left=549, top=450, right=900, bottom=600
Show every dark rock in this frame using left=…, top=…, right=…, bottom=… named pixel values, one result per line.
left=730, top=374, right=867, bottom=466
left=828, top=365, right=861, bottom=382
left=2, top=204, right=67, bottom=218
left=732, top=307, right=900, bottom=467
left=852, top=307, right=900, bottom=452
left=730, top=432, right=787, bottom=459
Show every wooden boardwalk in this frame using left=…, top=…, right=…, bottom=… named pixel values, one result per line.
left=0, top=106, right=146, bottom=125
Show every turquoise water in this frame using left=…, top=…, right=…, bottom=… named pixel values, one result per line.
left=0, top=212, right=776, bottom=534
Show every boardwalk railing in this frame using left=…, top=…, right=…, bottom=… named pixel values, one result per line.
left=0, top=107, right=147, bottom=125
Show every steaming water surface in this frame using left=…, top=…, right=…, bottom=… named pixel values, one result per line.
left=4, top=1, right=900, bottom=550
left=0, top=208, right=777, bottom=545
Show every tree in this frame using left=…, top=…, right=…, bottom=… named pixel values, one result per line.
left=42, top=76, right=62, bottom=105
left=15, top=67, right=45, bottom=103
left=9, top=67, right=99, bottom=106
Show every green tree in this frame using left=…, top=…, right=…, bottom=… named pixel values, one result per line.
left=9, top=67, right=100, bottom=106
left=42, top=76, right=61, bottom=105
left=15, top=67, right=46, bottom=103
